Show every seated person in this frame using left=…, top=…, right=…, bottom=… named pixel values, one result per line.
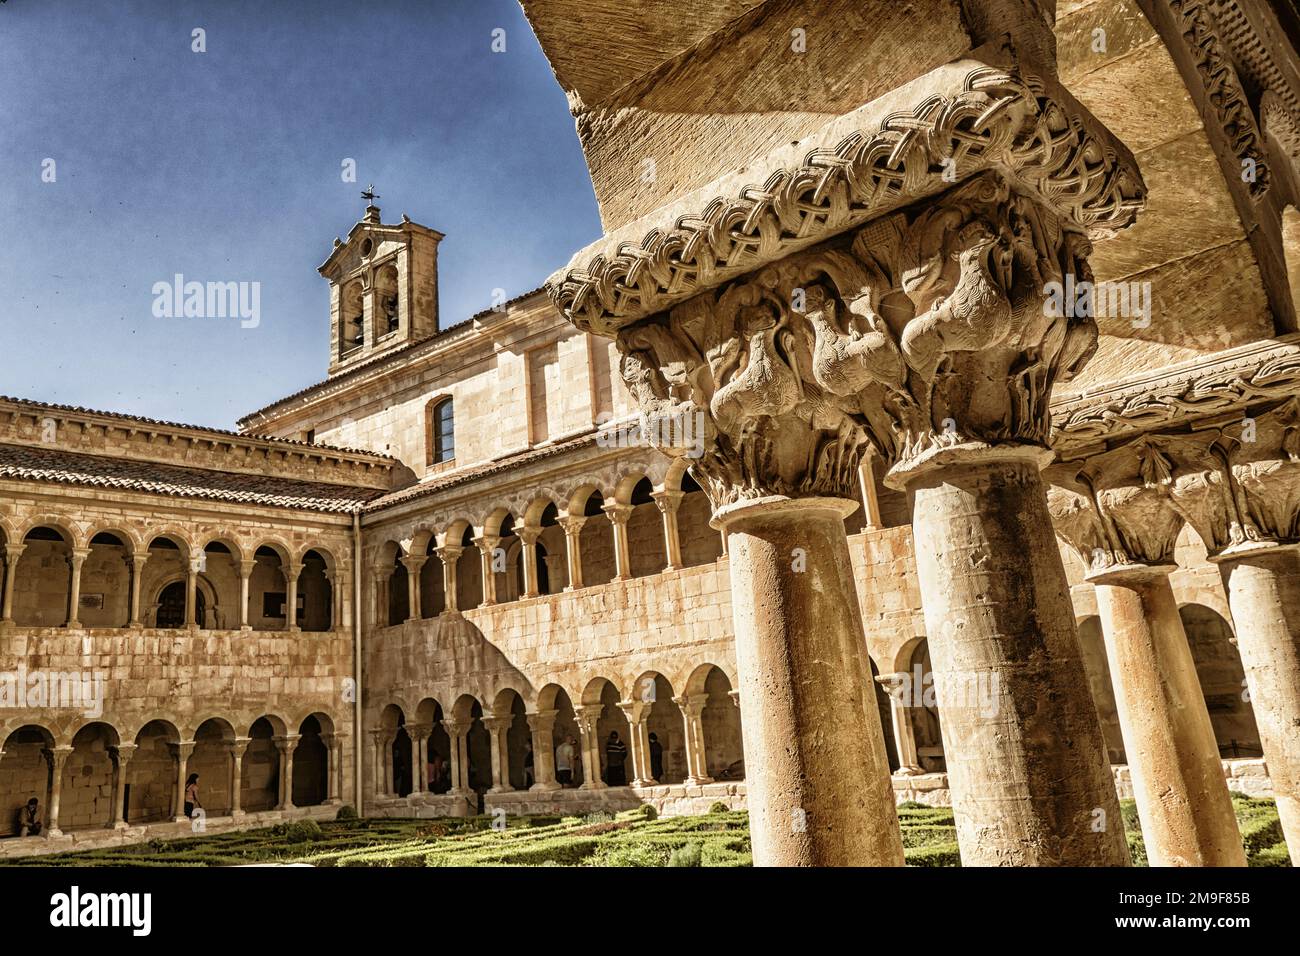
left=15, top=798, right=42, bottom=837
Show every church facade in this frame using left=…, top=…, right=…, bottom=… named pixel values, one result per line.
left=3, top=0, right=1300, bottom=866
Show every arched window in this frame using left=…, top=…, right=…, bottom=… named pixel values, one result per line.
left=341, top=281, right=364, bottom=354
left=428, top=397, right=454, bottom=465
left=375, top=263, right=399, bottom=336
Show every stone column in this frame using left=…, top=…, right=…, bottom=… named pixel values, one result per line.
left=323, top=732, right=344, bottom=804
left=543, top=554, right=565, bottom=592
left=409, top=723, right=429, bottom=793
left=717, top=495, right=905, bottom=864
left=127, top=553, right=148, bottom=628
left=400, top=554, right=425, bottom=622
left=437, top=544, right=462, bottom=614
left=171, top=740, right=195, bottom=822
left=558, top=515, right=586, bottom=591
left=617, top=701, right=654, bottom=788
left=45, top=745, right=73, bottom=837
left=273, top=734, right=299, bottom=810
left=875, top=673, right=924, bottom=776
left=473, top=535, right=500, bottom=606
left=369, top=561, right=387, bottom=629
left=573, top=705, right=606, bottom=790
left=1049, top=437, right=1246, bottom=866
left=284, top=560, right=302, bottom=632
left=66, top=547, right=90, bottom=628
left=1094, top=568, right=1244, bottom=865
left=184, top=559, right=199, bottom=630
left=229, top=737, right=251, bottom=817
left=674, top=694, right=713, bottom=785
left=443, top=720, right=469, bottom=795
left=526, top=710, right=561, bottom=791
left=602, top=503, right=633, bottom=581
left=859, top=457, right=883, bottom=531
left=382, top=733, right=395, bottom=796
left=369, top=729, right=387, bottom=797
left=238, top=559, right=254, bottom=630
left=1, top=543, right=24, bottom=624
left=481, top=716, right=512, bottom=793
left=1171, top=406, right=1300, bottom=860
left=651, top=490, right=684, bottom=570
left=518, top=527, right=542, bottom=598
left=1213, top=546, right=1300, bottom=857
left=110, top=743, right=136, bottom=828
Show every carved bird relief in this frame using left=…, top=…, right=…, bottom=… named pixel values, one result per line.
left=709, top=300, right=803, bottom=438
left=803, top=283, right=907, bottom=397
left=899, top=222, right=1014, bottom=382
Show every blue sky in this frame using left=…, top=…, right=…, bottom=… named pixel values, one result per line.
left=0, top=0, right=601, bottom=428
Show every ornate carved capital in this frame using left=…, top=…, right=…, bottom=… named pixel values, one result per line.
left=1047, top=437, right=1193, bottom=576
left=615, top=173, right=1101, bottom=507
left=548, top=62, right=1144, bottom=334
left=1216, top=397, right=1300, bottom=547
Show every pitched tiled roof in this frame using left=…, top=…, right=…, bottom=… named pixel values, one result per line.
left=0, top=395, right=394, bottom=462
left=0, top=443, right=383, bottom=513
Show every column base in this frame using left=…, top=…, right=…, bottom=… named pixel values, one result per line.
left=684, top=776, right=714, bottom=786
left=529, top=782, right=562, bottom=793
left=45, top=828, right=63, bottom=838
left=173, top=816, right=188, bottom=824
left=579, top=781, right=607, bottom=791
left=892, top=766, right=927, bottom=778
left=231, top=810, right=246, bottom=819
left=239, top=625, right=253, bottom=632
left=112, top=820, right=129, bottom=830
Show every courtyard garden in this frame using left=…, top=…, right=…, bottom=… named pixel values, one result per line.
left=4, top=794, right=1289, bottom=867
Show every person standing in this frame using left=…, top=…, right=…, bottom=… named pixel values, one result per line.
left=648, top=732, right=664, bottom=782
left=555, top=735, right=576, bottom=787
left=184, top=773, right=202, bottom=818
left=605, top=731, right=628, bottom=786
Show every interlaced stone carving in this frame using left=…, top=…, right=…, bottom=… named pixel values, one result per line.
left=616, top=172, right=1100, bottom=507
left=1052, top=340, right=1300, bottom=450
left=1165, top=0, right=1270, bottom=199
left=550, top=66, right=1145, bottom=334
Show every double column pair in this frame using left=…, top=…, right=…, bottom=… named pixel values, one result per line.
left=571, top=170, right=1135, bottom=865
left=1051, top=413, right=1300, bottom=862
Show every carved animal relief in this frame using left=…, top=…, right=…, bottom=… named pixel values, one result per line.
left=616, top=173, right=1100, bottom=507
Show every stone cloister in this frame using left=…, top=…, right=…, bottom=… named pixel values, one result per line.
left=4, top=0, right=1300, bottom=867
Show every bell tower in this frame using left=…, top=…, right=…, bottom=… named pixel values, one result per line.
left=318, top=202, right=443, bottom=375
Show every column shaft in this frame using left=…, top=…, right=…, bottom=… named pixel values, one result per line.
left=1218, top=550, right=1300, bottom=858
left=906, top=454, right=1128, bottom=865
left=718, top=496, right=903, bottom=866
left=1094, top=570, right=1245, bottom=866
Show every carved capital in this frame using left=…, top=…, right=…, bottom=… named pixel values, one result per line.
left=1215, top=398, right=1300, bottom=548
left=557, top=514, right=587, bottom=536
left=614, top=173, right=1100, bottom=507
left=1047, top=437, right=1187, bottom=577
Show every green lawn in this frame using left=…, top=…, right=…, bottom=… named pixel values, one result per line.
left=4, top=794, right=1289, bottom=867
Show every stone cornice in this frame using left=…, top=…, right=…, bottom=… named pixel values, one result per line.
left=1051, top=335, right=1300, bottom=454
left=546, top=58, right=1145, bottom=334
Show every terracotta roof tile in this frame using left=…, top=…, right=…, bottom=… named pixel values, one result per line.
left=0, top=443, right=382, bottom=513
left=0, top=395, right=394, bottom=461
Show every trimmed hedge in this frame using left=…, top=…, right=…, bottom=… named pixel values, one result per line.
left=11, top=794, right=1289, bottom=868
